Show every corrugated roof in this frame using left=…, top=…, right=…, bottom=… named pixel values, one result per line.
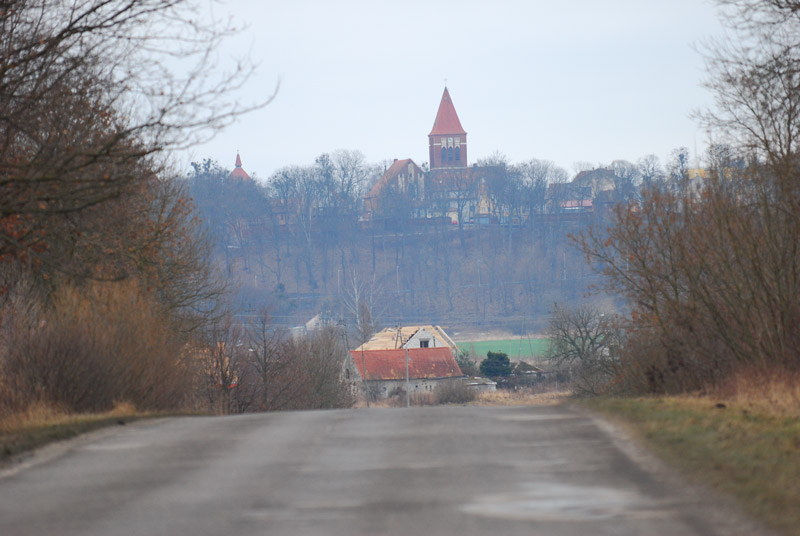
left=349, top=347, right=463, bottom=381
left=429, top=87, right=466, bottom=136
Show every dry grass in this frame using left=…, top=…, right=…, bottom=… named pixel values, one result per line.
left=0, top=401, right=151, bottom=465
left=473, top=388, right=572, bottom=406
left=713, top=369, right=800, bottom=419
left=357, top=387, right=571, bottom=408
left=585, top=382, right=800, bottom=536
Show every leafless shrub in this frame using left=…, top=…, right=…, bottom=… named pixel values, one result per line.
left=433, top=380, right=476, bottom=405
left=281, top=326, right=355, bottom=410
left=190, top=319, right=355, bottom=413
left=190, top=316, right=257, bottom=415
left=1, top=280, right=188, bottom=413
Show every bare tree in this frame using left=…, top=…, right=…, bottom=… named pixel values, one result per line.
left=429, top=168, right=478, bottom=250
left=609, top=159, right=640, bottom=203
left=0, top=0, right=275, bottom=265
left=517, top=158, right=566, bottom=218
left=637, top=154, right=665, bottom=189
left=198, top=316, right=256, bottom=415
left=697, top=1, right=800, bottom=177
left=340, top=269, right=384, bottom=345
left=246, top=309, right=300, bottom=411
left=666, top=147, right=691, bottom=193
left=546, top=304, right=622, bottom=395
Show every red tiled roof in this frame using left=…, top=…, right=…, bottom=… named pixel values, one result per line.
left=429, top=87, right=466, bottom=136
left=349, top=347, right=463, bottom=381
left=230, top=153, right=251, bottom=180
left=365, top=159, right=412, bottom=200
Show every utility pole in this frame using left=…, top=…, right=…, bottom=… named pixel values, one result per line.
left=361, top=346, right=369, bottom=409
left=405, top=347, right=410, bottom=408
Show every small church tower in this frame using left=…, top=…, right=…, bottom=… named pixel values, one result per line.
left=428, top=87, right=467, bottom=169
left=229, top=152, right=251, bottom=180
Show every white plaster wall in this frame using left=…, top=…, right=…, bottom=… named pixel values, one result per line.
left=367, top=377, right=462, bottom=399
left=404, top=328, right=439, bottom=349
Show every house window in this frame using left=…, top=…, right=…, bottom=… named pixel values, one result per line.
left=448, top=147, right=453, bottom=161
left=455, top=146, right=460, bottom=161
left=420, top=339, right=429, bottom=348
left=441, top=147, right=446, bottom=162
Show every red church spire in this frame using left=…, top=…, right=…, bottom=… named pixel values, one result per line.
left=429, top=87, right=466, bottom=136
left=230, top=152, right=251, bottom=180
left=428, top=87, right=467, bottom=169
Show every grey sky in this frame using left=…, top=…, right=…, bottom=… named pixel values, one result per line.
left=185, top=0, right=725, bottom=180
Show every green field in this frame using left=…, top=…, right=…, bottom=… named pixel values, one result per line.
left=457, top=338, right=549, bottom=359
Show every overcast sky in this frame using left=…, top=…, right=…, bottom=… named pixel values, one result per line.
left=183, top=0, right=726, bottom=181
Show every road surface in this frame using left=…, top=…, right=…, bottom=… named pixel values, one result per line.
left=0, top=404, right=768, bottom=535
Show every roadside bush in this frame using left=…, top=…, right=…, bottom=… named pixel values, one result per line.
left=285, top=326, right=356, bottom=410
left=1, top=281, right=189, bottom=414
left=434, top=380, right=476, bottom=405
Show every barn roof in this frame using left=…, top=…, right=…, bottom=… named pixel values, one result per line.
left=349, top=347, right=463, bottom=381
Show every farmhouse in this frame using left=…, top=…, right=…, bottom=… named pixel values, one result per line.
left=354, top=325, right=458, bottom=352
left=348, top=347, right=464, bottom=399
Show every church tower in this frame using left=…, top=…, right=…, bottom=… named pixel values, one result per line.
left=428, top=87, right=467, bottom=169
left=229, top=152, right=251, bottom=180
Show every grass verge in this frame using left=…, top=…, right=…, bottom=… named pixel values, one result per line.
left=583, top=396, right=800, bottom=536
left=0, top=402, right=154, bottom=466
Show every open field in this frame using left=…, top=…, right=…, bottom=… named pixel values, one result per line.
left=457, top=338, right=549, bottom=359
left=585, top=396, right=800, bottom=536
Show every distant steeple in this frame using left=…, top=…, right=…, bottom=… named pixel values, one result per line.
left=429, top=87, right=467, bottom=169
left=229, top=152, right=251, bottom=180
left=429, top=87, right=466, bottom=136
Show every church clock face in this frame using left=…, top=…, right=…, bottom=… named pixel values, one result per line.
left=448, top=137, right=453, bottom=143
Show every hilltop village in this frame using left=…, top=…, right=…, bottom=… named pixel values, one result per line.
left=190, top=86, right=710, bottom=335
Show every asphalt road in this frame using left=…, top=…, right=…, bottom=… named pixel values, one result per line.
left=0, top=404, right=769, bottom=536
